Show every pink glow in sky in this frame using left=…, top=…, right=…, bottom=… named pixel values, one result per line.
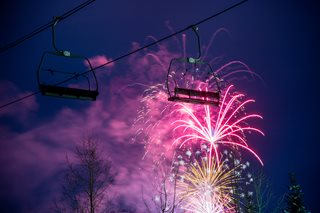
left=0, top=31, right=264, bottom=212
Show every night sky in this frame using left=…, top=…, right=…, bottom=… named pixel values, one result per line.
left=0, top=0, right=319, bottom=212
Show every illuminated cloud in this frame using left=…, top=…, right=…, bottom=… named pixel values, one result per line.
left=88, top=54, right=114, bottom=67
left=0, top=80, right=38, bottom=122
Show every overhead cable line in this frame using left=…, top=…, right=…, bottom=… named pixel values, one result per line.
left=0, top=0, right=248, bottom=110
left=0, top=0, right=96, bottom=54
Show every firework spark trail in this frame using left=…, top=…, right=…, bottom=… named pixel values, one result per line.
left=172, top=85, right=264, bottom=167
left=133, top=84, right=178, bottom=163
left=177, top=158, right=238, bottom=213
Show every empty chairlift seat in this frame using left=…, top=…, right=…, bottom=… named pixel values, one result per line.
left=166, top=57, right=221, bottom=106
left=37, top=51, right=99, bottom=101
left=36, top=17, right=99, bottom=101
left=166, top=26, right=221, bottom=106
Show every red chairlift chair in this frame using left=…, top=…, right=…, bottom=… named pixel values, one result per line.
left=166, top=26, right=221, bottom=106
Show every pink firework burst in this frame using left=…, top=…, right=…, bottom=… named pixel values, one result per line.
left=172, top=85, right=264, bottom=166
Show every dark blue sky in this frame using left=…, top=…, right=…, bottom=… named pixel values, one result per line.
left=0, top=0, right=319, bottom=212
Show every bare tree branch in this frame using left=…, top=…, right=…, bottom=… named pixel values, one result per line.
left=54, top=136, right=116, bottom=213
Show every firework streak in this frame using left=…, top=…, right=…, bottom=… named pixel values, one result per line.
left=172, top=85, right=264, bottom=167
left=177, top=158, right=239, bottom=213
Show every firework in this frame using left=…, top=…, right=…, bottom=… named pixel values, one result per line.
left=129, top=30, right=265, bottom=213
left=177, top=158, right=239, bottom=213
left=172, top=85, right=264, bottom=166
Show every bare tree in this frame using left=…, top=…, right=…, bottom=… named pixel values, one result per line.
left=141, top=154, right=184, bottom=213
left=242, top=170, right=284, bottom=213
left=54, top=136, right=116, bottom=213
left=250, top=171, right=272, bottom=212
left=155, top=164, right=179, bottom=213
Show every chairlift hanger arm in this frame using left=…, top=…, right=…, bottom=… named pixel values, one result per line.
left=52, top=17, right=60, bottom=52
left=51, top=17, right=73, bottom=57
left=190, top=25, right=201, bottom=60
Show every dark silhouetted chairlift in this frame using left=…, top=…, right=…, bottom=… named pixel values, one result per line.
left=37, top=17, right=99, bottom=101
left=166, top=26, right=221, bottom=106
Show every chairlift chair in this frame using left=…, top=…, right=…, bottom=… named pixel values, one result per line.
left=36, top=17, right=99, bottom=101
left=166, top=26, right=221, bottom=106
